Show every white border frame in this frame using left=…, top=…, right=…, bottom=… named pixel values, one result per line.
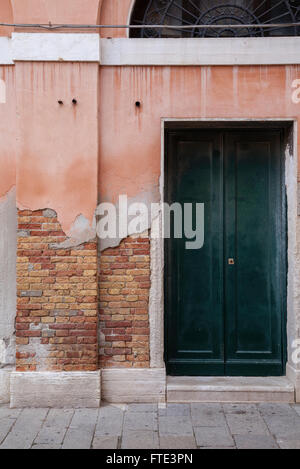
left=0, top=33, right=101, bottom=64
left=100, top=37, right=300, bottom=66
left=0, top=37, right=13, bottom=65
left=1, top=34, right=300, bottom=65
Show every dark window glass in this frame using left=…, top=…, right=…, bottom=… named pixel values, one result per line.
left=130, top=0, right=300, bottom=37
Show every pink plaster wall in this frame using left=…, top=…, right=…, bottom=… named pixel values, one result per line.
left=99, top=0, right=133, bottom=38
left=2, top=1, right=300, bottom=241
left=3, top=0, right=132, bottom=34
left=0, top=66, right=16, bottom=196
left=15, top=62, right=99, bottom=233
left=1, top=1, right=106, bottom=35
left=11, top=0, right=101, bottom=25
left=0, top=0, right=13, bottom=37
left=99, top=65, right=300, bottom=203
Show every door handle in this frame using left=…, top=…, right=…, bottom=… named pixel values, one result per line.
left=228, top=258, right=235, bottom=265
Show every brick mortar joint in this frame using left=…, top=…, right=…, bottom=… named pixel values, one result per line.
left=98, top=233, right=151, bottom=369
left=16, top=209, right=99, bottom=372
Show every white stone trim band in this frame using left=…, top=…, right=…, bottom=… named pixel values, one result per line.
left=101, top=37, right=300, bottom=66
left=1, top=35, right=300, bottom=65
left=0, top=37, right=13, bottom=65
left=0, top=33, right=100, bottom=64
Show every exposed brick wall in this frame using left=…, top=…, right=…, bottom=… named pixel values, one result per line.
left=99, top=233, right=151, bottom=368
left=16, top=209, right=98, bottom=372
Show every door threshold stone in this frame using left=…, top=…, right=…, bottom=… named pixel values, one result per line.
left=167, top=376, right=295, bottom=403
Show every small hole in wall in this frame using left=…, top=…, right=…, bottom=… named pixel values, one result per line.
left=58, top=100, right=63, bottom=105
left=135, top=101, right=141, bottom=108
left=72, top=99, right=78, bottom=105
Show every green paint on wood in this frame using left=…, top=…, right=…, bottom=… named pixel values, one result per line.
left=165, top=129, right=286, bottom=376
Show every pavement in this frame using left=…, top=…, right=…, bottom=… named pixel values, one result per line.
left=0, top=402, right=300, bottom=449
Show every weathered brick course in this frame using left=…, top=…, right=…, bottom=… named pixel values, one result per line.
left=16, top=209, right=98, bottom=372
left=99, top=233, right=151, bottom=368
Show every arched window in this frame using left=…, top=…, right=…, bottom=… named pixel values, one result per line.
left=130, top=0, right=300, bottom=37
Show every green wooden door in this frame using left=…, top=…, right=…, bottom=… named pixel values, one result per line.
left=165, top=129, right=286, bottom=376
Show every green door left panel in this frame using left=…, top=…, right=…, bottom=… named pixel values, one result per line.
left=165, top=131, right=224, bottom=375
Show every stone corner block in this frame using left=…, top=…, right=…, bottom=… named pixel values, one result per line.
left=102, top=367, right=166, bottom=404
left=0, top=367, right=13, bottom=404
left=286, top=363, right=300, bottom=403
left=10, top=371, right=101, bottom=408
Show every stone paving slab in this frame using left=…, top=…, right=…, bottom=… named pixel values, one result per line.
left=123, top=411, right=158, bottom=432
left=92, top=436, right=119, bottom=449
left=95, top=405, right=124, bottom=437
left=259, top=403, right=300, bottom=438
left=0, top=418, right=18, bottom=446
left=159, top=403, right=191, bottom=417
left=0, top=403, right=300, bottom=449
left=160, top=435, right=197, bottom=449
left=202, top=446, right=235, bottom=449
left=121, top=431, right=159, bottom=449
left=234, top=434, right=278, bottom=449
left=0, top=408, right=48, bottom=449
left=194, top=425, right=235, bottom=448
left=223, top=404, right=269, bottom=435
left=223, top=403, right=259, bottom=414
left=0, top=407, right=22, bottom=420
left=128, top=404, right=158, bottom=413
left=276, top=436, right=300, bottom=449
left=293, top=405, right=300, bottom=417
left=191, top=403, right=226, bottom=427
left=62, top=408, right=98, bottom=450
left=0, top=406, right=22, bottom=445
left=32, top=409, right=74, bottom=449
left=159, top=415, right=194, bottom=436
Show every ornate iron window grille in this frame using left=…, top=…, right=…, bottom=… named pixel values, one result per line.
left=130, top=0, right=300, bottom=37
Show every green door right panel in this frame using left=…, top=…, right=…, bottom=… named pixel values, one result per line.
left=165, top=129, right=286, bottom=376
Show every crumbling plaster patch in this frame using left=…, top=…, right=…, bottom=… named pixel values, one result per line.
left=97, top=187, right=160, bottom=252
left=51, top=213, right=97, bottom=250
left=0, top=187, right=17, bottom=367
left=51, top=185, right=160, bottom=251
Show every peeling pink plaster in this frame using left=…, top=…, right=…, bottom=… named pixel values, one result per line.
left=99, top=0, right=133, bottom=38
left=0, top=0, right=13, bottom=37
left=0, top=66, right=16, bottom=197
left=11, top=0, right=102, bottom=27
left=99, top=65, right=300, bottom=205
left=16, top=62, right=98, bottom=234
